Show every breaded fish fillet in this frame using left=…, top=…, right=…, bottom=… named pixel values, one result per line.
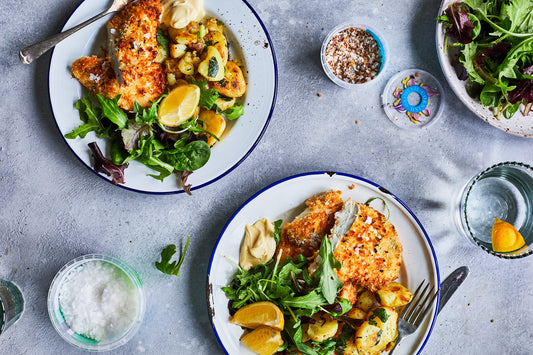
left=71, top=0, right=164, bottom=110
left=277, top=190, right=344, bottom=261
left=334, top=202, right=402, bottom=302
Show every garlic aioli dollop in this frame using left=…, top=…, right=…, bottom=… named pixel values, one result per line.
left=239, top=218, right=277, bottom=270
left=161, top=0, right=205, bottom=29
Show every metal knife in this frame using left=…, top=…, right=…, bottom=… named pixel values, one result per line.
left=438, top=266, right=469, bottom=315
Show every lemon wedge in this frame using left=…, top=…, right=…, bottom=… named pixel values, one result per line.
left=230, top=301, right=284, bottom=331
left=158, top=84, right=200, bottom=127
left=491, top=218, right=526, bottom=253
left=240, top=326, right=283, bottom=355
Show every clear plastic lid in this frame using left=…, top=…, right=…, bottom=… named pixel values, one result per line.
left=382, top=69, right=444, bottom=129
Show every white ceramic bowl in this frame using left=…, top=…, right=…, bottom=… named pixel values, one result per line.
left=48, top=254, right=145, bottom=351
left=48, top=0, right=278, bottom=194
left=321, top=23, right=387, bottom=89
left=436, top=0, right=533, bottom=137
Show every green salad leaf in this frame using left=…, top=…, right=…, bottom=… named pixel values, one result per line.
left=223, top=233, right=351, bottom=354
left=155, top=238, right=190, bottom=277
left=438, top=0, right=533, bottom=119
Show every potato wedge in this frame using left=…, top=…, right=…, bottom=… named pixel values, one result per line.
left=199, top=110, right=226, bottom=146
left=376, top=282, right=413, bottom=308
left=211, top=61, right=247, bottom=98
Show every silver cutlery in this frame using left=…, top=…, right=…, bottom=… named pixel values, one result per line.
left=438, top=266, right=469, bottom=315
left=19, top=0, right=130, bottom=64
left=389, top=279, right=439, bottom=354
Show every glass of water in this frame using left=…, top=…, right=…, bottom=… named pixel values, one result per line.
left=0, top=280, right=24, bottom=335
left=457, top=162, right=533, bottom=258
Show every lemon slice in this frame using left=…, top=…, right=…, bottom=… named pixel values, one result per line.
left=230, top=301, right=284, bottom=331
left=491, top=218, right=526, bottom=253
left=240, top=326, right=283, bottom=355
left=158, top=84, right=200, bottom=127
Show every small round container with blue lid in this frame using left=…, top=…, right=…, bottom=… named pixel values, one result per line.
left=382, top=69, right=444, bottom=128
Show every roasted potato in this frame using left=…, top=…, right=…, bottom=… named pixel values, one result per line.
left=356, top=289, right=378, bottom=313
left=307, top=313, right=338, bottom=342
left=352, top=307, right=399, bottom=353
left=206, top=17, right=224, bottom=33
left=168, top=26, right=198, bottom=46
left=205, top=30, right=228, bottom=64
left=198, top=46, right=225, bottom=81
left=376, top=282, right=413, bottom=308
left=170, top=43, right=188, bottom=59
left=211, top=61, right=247, bottom=97
left=214, top=97, right=235, bottom=111
left=347, top=307, right=367, bottom=320
left=199, top=110, right=226, bottom=146
left=354, top=321, right=384, bottom=353
left=178, top=52, right=201, bottom=75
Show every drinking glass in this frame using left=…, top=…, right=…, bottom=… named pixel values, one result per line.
left=457, top=162, right=533, bottom=258
left=0, top=280, right=24, bottom=335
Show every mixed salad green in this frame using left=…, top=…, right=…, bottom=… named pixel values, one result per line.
left=223, top=222, right=356, bottom=354
left=438, top=0, right=533, bottom=119
left=66, top=75, right=243, bottom=193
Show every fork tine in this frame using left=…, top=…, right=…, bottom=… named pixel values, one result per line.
left=413, top=287, right=440, bottom=326
left=402, top=280, right=429, bottom=321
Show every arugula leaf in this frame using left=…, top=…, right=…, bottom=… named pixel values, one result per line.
left=272, top=219, right=283, bottom=244
left=189, top=77, right=219, bottom=109
left=222, top=104, right=245, bottom=120
left=65, top=97, right=108, bottom=139
left=96, top=94, right=128, bottom=129
left=314, top=237, right=343, bottom=304
left=155, top=238, right=190, bottom=277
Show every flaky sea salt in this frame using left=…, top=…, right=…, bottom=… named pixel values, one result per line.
left=59, top=261, right=139, bottom=341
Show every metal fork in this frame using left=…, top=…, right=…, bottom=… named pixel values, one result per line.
left=19, top=0, right=131, bottom=64
left=389, top=280, right=439, bottom=354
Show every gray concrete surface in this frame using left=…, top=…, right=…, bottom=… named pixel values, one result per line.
left=1, top=0, right=532, bottom=354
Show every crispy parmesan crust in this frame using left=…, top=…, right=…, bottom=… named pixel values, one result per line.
left=334, top=202, right=402, bottom=302
left=276, top=191, right=403, bottom=305
left=278, top=190, right=344, bottom=261
left=71, top=0, right=164, bottom=110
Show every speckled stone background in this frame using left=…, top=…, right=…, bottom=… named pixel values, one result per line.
left=1, top=0, right=533, bottom=354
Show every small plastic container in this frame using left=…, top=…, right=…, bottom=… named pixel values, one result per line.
left=382, top=69, right=444, bottom=129
left=321, top=22, right=387, bottom=89
left=48, top=254, right=145, bottom=351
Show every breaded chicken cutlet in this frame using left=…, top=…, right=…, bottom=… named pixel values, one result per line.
left=277, top=190, right=344, bottom=261
left=333, top=201, right=402, bottom=303
left=276, top=191, right=402, bottom=305
left=71, top=0, right=165, bottom=110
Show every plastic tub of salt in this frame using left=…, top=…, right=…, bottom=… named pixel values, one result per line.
left=48, top=254, right=145, bottom=351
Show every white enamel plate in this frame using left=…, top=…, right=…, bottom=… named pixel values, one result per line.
left=48, top=0, right=277, bottom=194
left=436, top=0, right=533, bottom=137
left=207, top=172, right=440, bottom=355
